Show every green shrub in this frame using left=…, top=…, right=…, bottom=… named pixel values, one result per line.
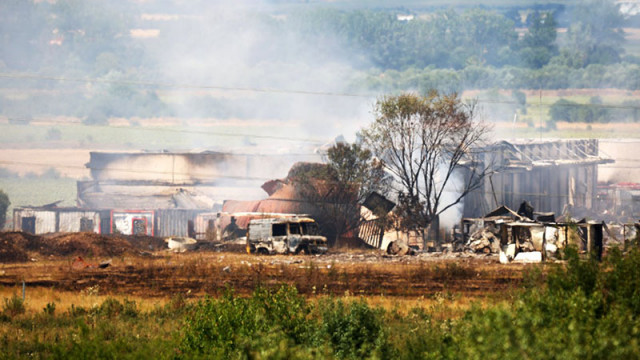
left=97, top=298, right=138, bottom=319
left=319, top=299, right=388, bottom=359
left=3, top=295, right=25, bottom=318
left=43, top=302, right=56, bottom=316
left=181, top=286, right=314, bottom=358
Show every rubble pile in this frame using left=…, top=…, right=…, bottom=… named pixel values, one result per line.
left=386, top=241, right=415, bottom=256
left=39, top=233, right=134, bottom=257
left=458, top=201, right=606, bottom=263
left=0, top=233, right=31, bottom=263
left=0, top=231, right=172, bottom=262
left=127, top=235, right=167, bottom=252
left=465, top=229, right=500, bottom=254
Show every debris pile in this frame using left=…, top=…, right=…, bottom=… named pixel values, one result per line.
left=459, top=201, right=604, bottom=263
left=0, top=233, right=30, bottom=263
left=71, top=256, right=112, bottom=270
left=386, top=241, right=415, bottom=256
left=39, top=233, right=133, bottom=257
left=465, top=228, right=500, bottom=254
left=0, top=231, right=172, bottom=263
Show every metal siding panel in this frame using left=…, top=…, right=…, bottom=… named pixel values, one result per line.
left=58, top=212, right=101, bottom=233
left=156, top=210, right=201, bottom=238
left=35, top=211, right=56, bottom=234
left=194, top=212, right=219, bottom=240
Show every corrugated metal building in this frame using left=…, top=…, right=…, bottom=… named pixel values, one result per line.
left=464, top=139, right=614, bottom=218
left=14, top=207, right=209, bottom=238
left=110, top=210, right=154, bottom=236
left=155, top=209, right=204, bottom=238
left=13, top=207, right=106, bottom=234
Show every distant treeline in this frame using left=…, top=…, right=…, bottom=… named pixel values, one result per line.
left=354, top=63, right=640, bottom=94
left=0, top=0, right=639, bottom=123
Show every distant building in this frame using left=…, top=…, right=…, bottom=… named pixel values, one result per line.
left=13, top=206, right=204, bottom=238
left=77, top=151, right=322, bottom=210
left=13, top=206, right=108, bottom=235
left=464, top=139, right=613, bottom=218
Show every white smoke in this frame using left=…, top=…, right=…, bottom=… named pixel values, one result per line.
left=142, top=2, right=376, bottom=141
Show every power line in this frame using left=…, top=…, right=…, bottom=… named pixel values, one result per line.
left=477, top=98, right=640, bottom=111
left=0, top=72, right=373, bottom=98
left=1, top=159, right=639, bottom=195
left=1, top=117, right=331, bottom=144
left=0, top=159, right=317, bottom=182
left=2, top=72, right=640, bottom=111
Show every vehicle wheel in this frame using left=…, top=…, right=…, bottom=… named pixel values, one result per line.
left=297, top=246, right=309, bottom=255
left=257, top=248, right=269, bottom=255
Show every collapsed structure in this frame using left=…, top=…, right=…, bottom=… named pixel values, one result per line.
left=12, top=139, right=622, bottom=257
left=461, top=202, right=605, bottom=263
left=77, top=151, right=321, bottom=209
left=14, top=151, right=322, bottom=238
left=464, top=139, right=613, bottom=219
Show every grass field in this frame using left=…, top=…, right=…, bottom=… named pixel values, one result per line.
left=0, top=247, right=638, bottom=358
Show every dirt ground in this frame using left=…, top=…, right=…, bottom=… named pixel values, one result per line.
left=0, top=232, right=537, bottom=300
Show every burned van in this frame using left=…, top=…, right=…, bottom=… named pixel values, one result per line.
left=246, top=217, right=328, bottom=255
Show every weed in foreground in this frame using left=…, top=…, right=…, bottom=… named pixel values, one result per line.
left=2, top=294, right=25, bottom=318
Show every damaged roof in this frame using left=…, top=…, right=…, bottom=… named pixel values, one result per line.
left=491, top=139, right=614, bottom=170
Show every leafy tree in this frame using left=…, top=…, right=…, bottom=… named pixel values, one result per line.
left=565, top=0, right=625, bottom=67
left=460, top=9, right=518, bottom=67
left=522, top=11, right=557, bottom=49
left=519, top=11, right=558, bottom=68
left=293, top=142, right=388, bottom=247
left=362, top=91, right=492, bottom=245
left=51, top=0, right=136, bottom=68
left=0, top=190, right=10, bottom=229
left=512, top=90, right=527, bottom=114
left=549, top=98, right=609, bottom=123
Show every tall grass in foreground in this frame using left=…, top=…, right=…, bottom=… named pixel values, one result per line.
left=1, top=246, right=640, bottom=359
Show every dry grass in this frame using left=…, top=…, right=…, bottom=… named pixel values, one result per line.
left=0, top=251, right=532, bottom=318
left=0, top=285, right=168, bottom=315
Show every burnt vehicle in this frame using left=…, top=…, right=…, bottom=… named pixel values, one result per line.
left=246, top=217, right=328, bottom=255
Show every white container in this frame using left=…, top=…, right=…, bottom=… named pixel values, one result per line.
left=166, top=237, right=197, bottom=252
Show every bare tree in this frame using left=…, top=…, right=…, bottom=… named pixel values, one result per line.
left=361, top=91, right=492, bottom=245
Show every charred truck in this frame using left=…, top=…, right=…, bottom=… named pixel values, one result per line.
left=246, top=217, right=328, bottom=255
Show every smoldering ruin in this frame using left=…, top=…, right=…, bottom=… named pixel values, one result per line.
left=9, top=137, right=640, bottom=263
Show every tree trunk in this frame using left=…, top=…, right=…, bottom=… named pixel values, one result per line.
left=429, top=214, right=440, bottom=249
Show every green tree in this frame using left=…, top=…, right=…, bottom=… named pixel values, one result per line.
left=520, top=11, right=558, bottom=68
left=0, top=190, right=10, bottom=229
left=293, top=142, right=388, bottom=247
left=362, top=91, right=492, bottom=245
left=460, top=9, right=518, bottom=67
left=565, top=0, right=625, bottom=67
left=51, top=0, right=136, bottom=68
